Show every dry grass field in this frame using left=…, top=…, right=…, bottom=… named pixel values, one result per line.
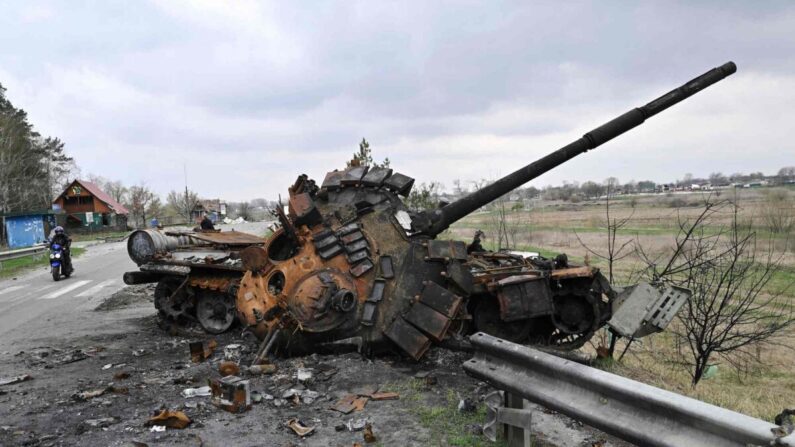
left=451, top=186, right=795, bottom=420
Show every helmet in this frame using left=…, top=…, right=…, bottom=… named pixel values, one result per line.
left=54, top=226, right=64, bottom=234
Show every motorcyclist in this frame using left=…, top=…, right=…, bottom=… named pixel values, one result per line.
left=49, top=226, right=73, bottom=273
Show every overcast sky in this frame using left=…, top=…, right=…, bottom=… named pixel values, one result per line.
left=1, top=1, right=793, bottom=201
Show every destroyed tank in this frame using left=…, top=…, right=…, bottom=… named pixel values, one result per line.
left=124, top=228, right=266, bottom=333
left=229, top=62, right=737, bottom=360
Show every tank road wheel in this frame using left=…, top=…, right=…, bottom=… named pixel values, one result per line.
left=195, top=291, right=236, bottom=334
left=473, top=296, right=531, bottom=343
left=154, top=277, right=191, bottom=322
left=547, top=294, right=601, bottom=350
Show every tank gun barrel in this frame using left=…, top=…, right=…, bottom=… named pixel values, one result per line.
left=411, top=61, right=737, bottom=237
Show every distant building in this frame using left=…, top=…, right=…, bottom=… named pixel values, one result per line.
left=52, top=180, right=129, bottom=230
left=192, top=199, right=227, bottom=223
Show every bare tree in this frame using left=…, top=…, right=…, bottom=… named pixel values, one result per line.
left=761, top=189, right=794, bottom=234
left=635, top=197, right=793, bottom=385
left=676, top=205, right=793, bottom=385
left=235, top=201, right=252, bottom=221
left=166, top=189, right=200, bottom=224
left=575, top=182, right=634, bottom=283
left=126, top=184, right=158, bottom=228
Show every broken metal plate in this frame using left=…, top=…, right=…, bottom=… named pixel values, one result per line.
left=361, top=167, right=393, bottom=187
left=350, top=259, right=374, bottom=277
left=609, top=283, right=691, bottom=338
left=419, top=281, right=463, bottom=318
left=404, top=301, right=452, bottom=342
left=496, top=275, right=553, bottom=322
left=368, top=279, right=386, bottom=302
left=336, top=222, right=361, bottom=236
left=318, top=244, right=344, bottom=260
left=384, top=317, right=431, bottom=360
left=445, top=261, right=473, bottom=295
left=379, top=256, right=394, bottom=279
left=341, top=166, right=369, bottom=185
left=321, top=170, right=345, bottom=191
left=340, top=231, right=365, bottom=245
left=384, top=172, right=415, bottom=197
left=289, top=192, right=322, bottom=227
left=330, top=394, right=369, bottom=414
left=344, top=239, right=369, bottom=254
left=361, top=301, right=378, bottom=326
left=395, top=210, right=413, bottom=231
left=347, top=249, right=370, bottom=264
left=313, top=234, right=339, bottom=250
left=426, top=240, right=468, bottom=261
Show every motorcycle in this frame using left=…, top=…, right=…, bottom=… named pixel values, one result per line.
left=49, top=243, right=72, bottom=281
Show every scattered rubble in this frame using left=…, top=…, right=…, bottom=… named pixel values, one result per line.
left=209, top=375, right=251, bottom=413
left=331, top=394, right=369, bottom=414
left=363, top=423, right=377, bottom=443
left=218, top=361, right=240, bottom=377
left=0, top=374, right=32, bottom=386
left=223, top=344, right=245, bottom=362
left=146, top=410, right=191, bottom=429
left=286, top=418, right=315, bottom=437
left=247, top=363, right=276, bottom=375
left=181, top=386, right=211, bottom=398
left=189, top=340, right=217, bottom=363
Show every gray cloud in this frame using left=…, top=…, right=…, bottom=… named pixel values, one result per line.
left=1, top=1, right=794, bottom=201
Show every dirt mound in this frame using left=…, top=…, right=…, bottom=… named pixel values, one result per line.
left=94, top=284, right=155, bottom=311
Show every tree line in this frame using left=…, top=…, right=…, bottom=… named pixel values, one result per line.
left=0, top=83, right=75, bottom=215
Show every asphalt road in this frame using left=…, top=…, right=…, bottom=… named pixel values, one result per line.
left=0, top=241, right=134, bottom=350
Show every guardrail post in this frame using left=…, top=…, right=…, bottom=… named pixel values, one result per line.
left=504, top=393, right=532, bottom=447
left=484, top=391, right=534, bottom=446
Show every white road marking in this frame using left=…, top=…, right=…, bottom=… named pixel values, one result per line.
left=0, top=285, right=25, bottom=295
left=40, top=280, right=91, bottom=300
left=0, top=284, right=58, bottom=304
left=76, top=279, right=117, bottom=297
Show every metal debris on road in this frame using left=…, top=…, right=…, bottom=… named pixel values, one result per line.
left=219, top=361, right=240, bottom=377
left=346, top=418, right=368, bottom=432
left=370, top=392, right=399, bottom=401
left=286, top=418, right=315, bottom=437
left=331, top=394, right=369, bottom=414
left=223, top=344, right=245, bottom=362
left=363, top=423, right=377, bottom=443
left=0, top=374, right=32, bottom=386
left=247, top=363, right=276, bottom=375
left=296, top=368, right=313, bottom=382
left=189, top=340, right=217, bottom=363
left=146, top=410, right=191, bottom=429
left=209, top=375, right=251, bottom=413
left=181, top=386, right=211, bottom=398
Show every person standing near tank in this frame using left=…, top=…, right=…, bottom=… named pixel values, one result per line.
left=200, top=215, right=215, bottom=231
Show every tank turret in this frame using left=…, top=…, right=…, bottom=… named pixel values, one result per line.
left=232, top=62, right=736, bottom=360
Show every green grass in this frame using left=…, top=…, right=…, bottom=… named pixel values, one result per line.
left=383, top=380, right=510, bottom=447
left=0, top=246, right=86, bottom=279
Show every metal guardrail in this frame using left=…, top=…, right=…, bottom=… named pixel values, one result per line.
left=0, top=245, right=48, bottom=263
left=463, top=332, right=795, bottom=447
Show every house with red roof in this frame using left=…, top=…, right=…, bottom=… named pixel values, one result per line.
left=52, top=180, right=129, bottom=230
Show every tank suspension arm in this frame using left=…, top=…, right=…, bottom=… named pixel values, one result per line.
left=411, top=61, right=737, bottom=237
